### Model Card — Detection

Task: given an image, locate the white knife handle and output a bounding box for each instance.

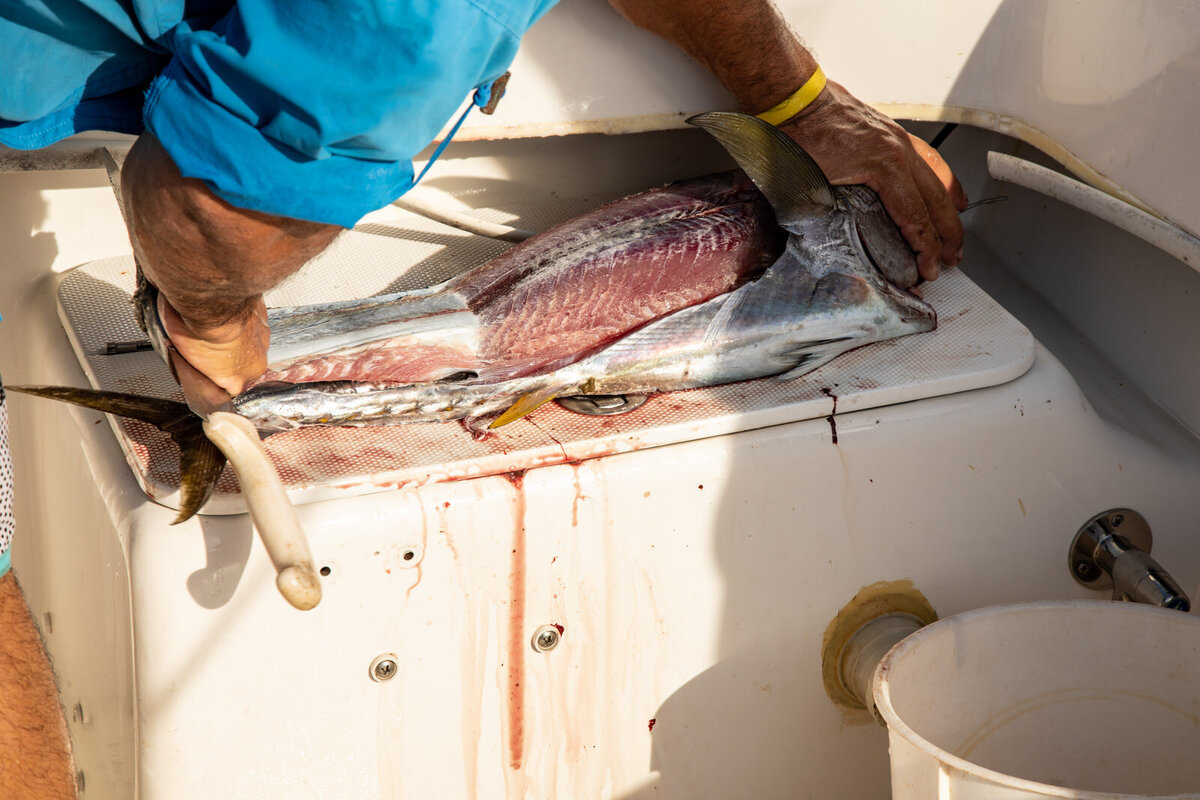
[202,412,322,610]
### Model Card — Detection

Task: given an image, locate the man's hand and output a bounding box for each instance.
[122,133,340,409]
[0,573,76,799]
[778,81,967,280]
[157,293,270,415]
[608,0,967,280]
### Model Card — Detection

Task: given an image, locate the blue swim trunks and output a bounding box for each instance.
[0,0,556,227]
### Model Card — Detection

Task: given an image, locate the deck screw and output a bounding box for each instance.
[370,654,399,682]
[532,625,561,653]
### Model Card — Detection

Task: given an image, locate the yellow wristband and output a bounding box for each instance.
[755,67,827,126]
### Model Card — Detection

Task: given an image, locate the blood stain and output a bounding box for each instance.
[821,387,839,444]
[506,471,528,771]
[648,718,656,732]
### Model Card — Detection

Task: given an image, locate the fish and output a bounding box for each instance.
[11,111,936,520]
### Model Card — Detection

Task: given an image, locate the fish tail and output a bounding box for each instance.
[8,385,226,523]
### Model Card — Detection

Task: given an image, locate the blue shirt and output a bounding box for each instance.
[0,0,557,226]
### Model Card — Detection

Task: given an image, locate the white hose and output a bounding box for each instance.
[202,412,322,611]
[987,151,1200,270]
[840,613,925,723]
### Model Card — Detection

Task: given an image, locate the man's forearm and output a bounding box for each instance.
[610,0,967,279]
[607,0,817,114]
[0,573,75,798]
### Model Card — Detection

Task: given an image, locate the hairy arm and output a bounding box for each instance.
[121,133,342,408]
[0,573,75,798]
[608,0,967,279]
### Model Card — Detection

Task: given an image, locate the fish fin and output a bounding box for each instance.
[7,385,190,426]
[686,111,836,227]
[9,385,227,522]
[773,337,853,381]
[171,425,228,524]
[488,384,568,429]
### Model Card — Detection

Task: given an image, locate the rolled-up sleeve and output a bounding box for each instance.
[145,0,554,227]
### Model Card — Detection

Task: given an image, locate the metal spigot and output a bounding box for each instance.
[1069,508,1190,611]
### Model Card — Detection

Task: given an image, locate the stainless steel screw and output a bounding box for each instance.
[531,625,561,652]
[370,654,399,682]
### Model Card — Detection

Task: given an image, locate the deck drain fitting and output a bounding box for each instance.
[556,394,647,417]
[370,654,399,682]
[821,580,938,718]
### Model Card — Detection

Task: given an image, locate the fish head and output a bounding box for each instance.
[786,212,936,341]
[688,111,935,338]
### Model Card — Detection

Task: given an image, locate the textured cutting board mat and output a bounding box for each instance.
[57,210,1034,515]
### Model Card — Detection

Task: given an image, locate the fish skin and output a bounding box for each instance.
[20,111,937,519]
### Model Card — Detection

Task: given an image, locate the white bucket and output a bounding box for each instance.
[873,601,1200,799]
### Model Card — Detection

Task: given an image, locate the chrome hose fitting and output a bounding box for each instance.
[1069,508,1190,611]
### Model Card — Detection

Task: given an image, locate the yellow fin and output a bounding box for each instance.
[489,386,565,429]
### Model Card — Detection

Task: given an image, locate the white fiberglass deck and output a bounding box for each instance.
[56,208,1033,516]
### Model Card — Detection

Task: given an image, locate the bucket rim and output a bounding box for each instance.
[872,599,1200,799]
